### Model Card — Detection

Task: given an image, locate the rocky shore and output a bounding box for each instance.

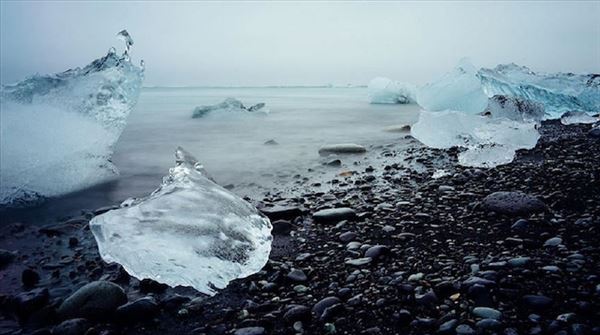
[1,120,599,335]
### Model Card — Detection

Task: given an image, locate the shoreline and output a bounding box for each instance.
[1,120,599,334]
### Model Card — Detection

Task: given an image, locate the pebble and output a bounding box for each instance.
[287,269,308,282]
[57,281,127,320]
[482,191,546,215]
[313,207,357,224]
[472,307,502,320]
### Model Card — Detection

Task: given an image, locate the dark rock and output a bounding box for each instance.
[313,208,356,224]
[522,295,553,311]
[52,318,90,335]
[139,278,169,293]
[264,139,278,145]
[233,327,265,335]
[511,219,529,231]
[588,126,600,138]
[283,305,311,323]
[312,296,341,319]
[339,231,358,242]
[364,245,389,260]
[261,206,303,221]
[22,269,40,287]
[12,288,50,319]
[287,269,307,282]
[0,249,16,269]
[318,143,366,155]
[57,281,127,320]
[395,309,412,326]
[482,191,546,215]
[476,318,503,331]
[115,297,159,324]
[438,319,458,334]
[271,220,294,235]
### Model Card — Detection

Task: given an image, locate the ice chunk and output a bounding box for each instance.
[485,95,545,122]
[117,29,134,54]
[89,147,273,295]
[0,31,144,207]
[560,111,599,125]
[411,110,540,168]
[368,77,416,104]
[416,59,489,114]
[192,98,268,118]
[478,63,600,118]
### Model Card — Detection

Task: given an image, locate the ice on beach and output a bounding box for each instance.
[368,77,416,104]
[416,59,489,114]
[89,147,273,295]
[192,98,268,118]
[411,110,540,168]
[478,63,600,118]
[485,95,545,122]
[560,111,599,125]
[0,30,144,207]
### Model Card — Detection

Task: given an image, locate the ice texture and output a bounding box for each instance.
[0,31,144,207]
[416,59,489,114]
[192,98,268,118]
[560,111,599,125]
[89,147,273,295]
[411,110,540,168]
[485,95,545,122]
[478,63,600,118]
[368,77,416,104]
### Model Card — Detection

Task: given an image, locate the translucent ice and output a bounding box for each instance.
[416,59,489,114]
[368,77,416,104]
[560,111,599,125]
[90,147,273,295]
[0,31,144,207]
[411,110,540,168]
[117,29,134,54]
[485,95,545,122]
[192,98,268,118]
[478,63,600,118]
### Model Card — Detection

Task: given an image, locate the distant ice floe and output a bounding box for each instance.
[368,77,416,104]
[192,98,268,118]
[0,30,144,207]
[90,147,272,296]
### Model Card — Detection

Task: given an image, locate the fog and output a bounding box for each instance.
[1,1,599,87]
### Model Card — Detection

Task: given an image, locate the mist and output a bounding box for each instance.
[1,1,599,87]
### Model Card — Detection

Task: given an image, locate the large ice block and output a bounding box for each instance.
[478,63,600,118]
[89,147,273,296]
[485,95,545,122]
[411,110,540,168]
[416,59,489,114]
[0,30,144,207]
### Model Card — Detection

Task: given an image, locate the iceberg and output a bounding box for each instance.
[192,98,268,118]
[0,30,144,207]
[411,110,540,168]
[89,147,273,296]
[560,111,599,125]
[478,63,600,118]
[368,77,416,104]
[485,95,545,122]
[416,59,489,114]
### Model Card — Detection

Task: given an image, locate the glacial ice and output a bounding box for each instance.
[0,30,144,207]
[192,98,268,118]
[478,63,600,118]
[560,111,599,125]
[368,77,416,104]
[89,147,273,295]
[411,110,540,168]
[485,95,545,122]
[416,59,489,114]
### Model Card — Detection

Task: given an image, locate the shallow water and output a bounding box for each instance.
[2,87,420,223]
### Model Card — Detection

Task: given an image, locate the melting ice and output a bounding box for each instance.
[0,31,144,207]
[368,77,416,104]
[90,147,273,295]
[192,98,268,118]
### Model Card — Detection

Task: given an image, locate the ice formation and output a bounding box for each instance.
[416,59,489,114]
[478,64,600,118]
[560,111,599,125]
[90,147,273,295]
[485,95,545,122]
[368,77,416,104]
[0,30,144,207]
[411,110,540,168]
[192,98,268,118]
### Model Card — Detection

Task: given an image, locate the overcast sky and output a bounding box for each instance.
[1,1,599,87]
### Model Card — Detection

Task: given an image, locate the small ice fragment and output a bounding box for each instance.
[432,169,450,179]
[192,98,268,118]
[560,111,598,125]
[368,77,416,104]
[90,147,273,296]
[117,29,134,53]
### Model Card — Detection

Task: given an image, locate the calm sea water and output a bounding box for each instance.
[4,87,421,223]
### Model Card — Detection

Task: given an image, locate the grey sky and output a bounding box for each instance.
[1,1,599,87]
